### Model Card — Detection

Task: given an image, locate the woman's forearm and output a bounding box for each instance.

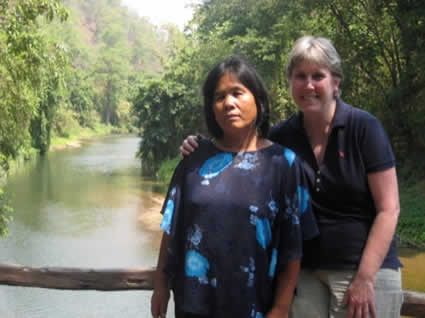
[357,167,400,281]
[356,210,399,281]
[155,233,171,288]
[270,260,300,315]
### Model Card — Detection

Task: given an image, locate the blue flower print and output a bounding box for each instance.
[297,185,310,213]
[241,257,256,287]
[210,278,217,288]
[235,153,259,170]
[249,205,259,225]
[284,186,309,225]
[268,200,278,214]
[256,218,272,249]
[188,225,202,247]
[249,205,259,213]
[285,194,300,225]
[284,148,296,167]
[198,276,209,285]
[268,248,278,278]
[185,250,210,278]
[268,199,279,222]
[160,199,174,234]
[170,187,176,197]
[251,306,264,318]
[250,214,258,225]
[199,153,233,185]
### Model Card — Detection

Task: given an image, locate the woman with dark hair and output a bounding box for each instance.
[180,37,403,318]
[151,56,318,318]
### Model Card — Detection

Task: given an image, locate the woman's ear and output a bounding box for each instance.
[333,77,341,97]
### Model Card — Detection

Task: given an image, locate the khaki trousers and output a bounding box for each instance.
[290,268,403,318]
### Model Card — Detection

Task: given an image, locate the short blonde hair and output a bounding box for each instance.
[286,36,343,82]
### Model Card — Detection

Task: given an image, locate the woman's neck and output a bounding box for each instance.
[302,100,337,139]
[215,129,269,153]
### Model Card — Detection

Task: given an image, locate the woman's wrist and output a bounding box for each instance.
[154,269,169,289]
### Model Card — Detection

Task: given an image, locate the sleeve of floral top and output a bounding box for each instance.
[277,148,319,270]
[158,158,186,280]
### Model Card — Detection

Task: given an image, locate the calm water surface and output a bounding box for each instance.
[0,136,173,317]
[0,136,423,317]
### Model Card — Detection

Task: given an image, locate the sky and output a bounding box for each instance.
[120,0,196,30]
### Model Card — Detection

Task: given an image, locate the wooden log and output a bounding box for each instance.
[0,263,155,291]
[1,263,425,316]
[402,290,425,317]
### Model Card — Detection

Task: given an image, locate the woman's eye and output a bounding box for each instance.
[215,94,224,102]
[294,73,305,80]
[313,73,325,80]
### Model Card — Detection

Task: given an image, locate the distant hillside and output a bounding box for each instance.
[62,0,166,74]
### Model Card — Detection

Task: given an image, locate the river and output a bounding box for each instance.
[0,136,173,317]
[0,135,423,317]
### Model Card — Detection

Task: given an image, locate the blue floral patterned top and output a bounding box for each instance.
[159,139,318,317]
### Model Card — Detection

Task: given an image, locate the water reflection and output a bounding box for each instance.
[400,247,425,293]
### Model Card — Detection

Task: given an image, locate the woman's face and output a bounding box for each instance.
[289,60,340,114]
[213,72,258,138]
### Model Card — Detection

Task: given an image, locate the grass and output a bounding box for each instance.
[157,156,181,183]
[50,123,118,149]
[398,179,425,248]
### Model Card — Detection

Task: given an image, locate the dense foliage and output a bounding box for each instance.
[1,0,424,242]
[131,0,425,245]
[0,0,171,235]
[132,0,425,175]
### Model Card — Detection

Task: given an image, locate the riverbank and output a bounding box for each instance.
[2,123,129,179]
[49,123,128,151]
[137,194,164,233]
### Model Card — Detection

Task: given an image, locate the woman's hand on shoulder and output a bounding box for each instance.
[179,135,200,157]
[344,275,377,318]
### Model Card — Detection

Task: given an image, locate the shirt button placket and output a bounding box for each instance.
[316,170,321,192]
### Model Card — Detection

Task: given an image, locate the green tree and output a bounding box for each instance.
[0,0,68,235]
[132,78,188,174]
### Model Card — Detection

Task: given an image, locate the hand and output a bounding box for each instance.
[151,286,170,318]
[179,135,200,157]
[266,306,289,318]
[343,275,376,318]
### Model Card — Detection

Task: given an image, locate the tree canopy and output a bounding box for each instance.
[132,0,425,176]
[0,0,173,234]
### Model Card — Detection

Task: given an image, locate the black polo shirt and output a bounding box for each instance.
[269,99,402,270]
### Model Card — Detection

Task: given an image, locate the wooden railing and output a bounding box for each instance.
[0,263,424,317]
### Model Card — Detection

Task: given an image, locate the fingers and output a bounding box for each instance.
[346,296,376,318]
[179,135,199,157]
[369,302,377,318]
[188,135,200,148]
[179,144,193,157]
[151,304,166,318]
[160,302,168,318]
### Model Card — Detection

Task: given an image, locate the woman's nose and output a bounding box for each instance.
[305,77,315,89]
[223,95,236,108]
